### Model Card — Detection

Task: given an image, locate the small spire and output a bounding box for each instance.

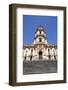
[37,25,44,30]
[35,26,46,34]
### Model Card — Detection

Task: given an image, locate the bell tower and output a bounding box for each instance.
[33,26,48,45]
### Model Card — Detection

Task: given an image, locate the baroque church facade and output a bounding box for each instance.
[23,26,57,61]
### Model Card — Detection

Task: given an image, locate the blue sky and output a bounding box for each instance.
[23,15,57,45]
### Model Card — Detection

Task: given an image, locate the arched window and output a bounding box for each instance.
[48,55,51,60]
[31,49,33,52]
[54,55,56,60]
[31,49,33,56]
[40,31,41,34]
[26,50,27,53]
[30,55,32,61]
[24,54,27,61]
[25,56,26,60]
[53,49,55,55]
[48,48,50,52]
[48,48,50,53]
[39,38,42,42]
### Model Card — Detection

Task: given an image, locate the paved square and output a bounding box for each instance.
[23,60,57,75]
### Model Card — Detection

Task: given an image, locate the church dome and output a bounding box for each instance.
[35,26,46,34]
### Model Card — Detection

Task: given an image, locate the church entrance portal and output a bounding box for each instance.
[39,51,42,59]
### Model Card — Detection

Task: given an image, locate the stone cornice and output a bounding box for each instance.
[35,29,46,34]
[23,44,57,49]
[34,34,47,39]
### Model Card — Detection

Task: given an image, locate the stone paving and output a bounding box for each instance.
[23,60,57,75]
